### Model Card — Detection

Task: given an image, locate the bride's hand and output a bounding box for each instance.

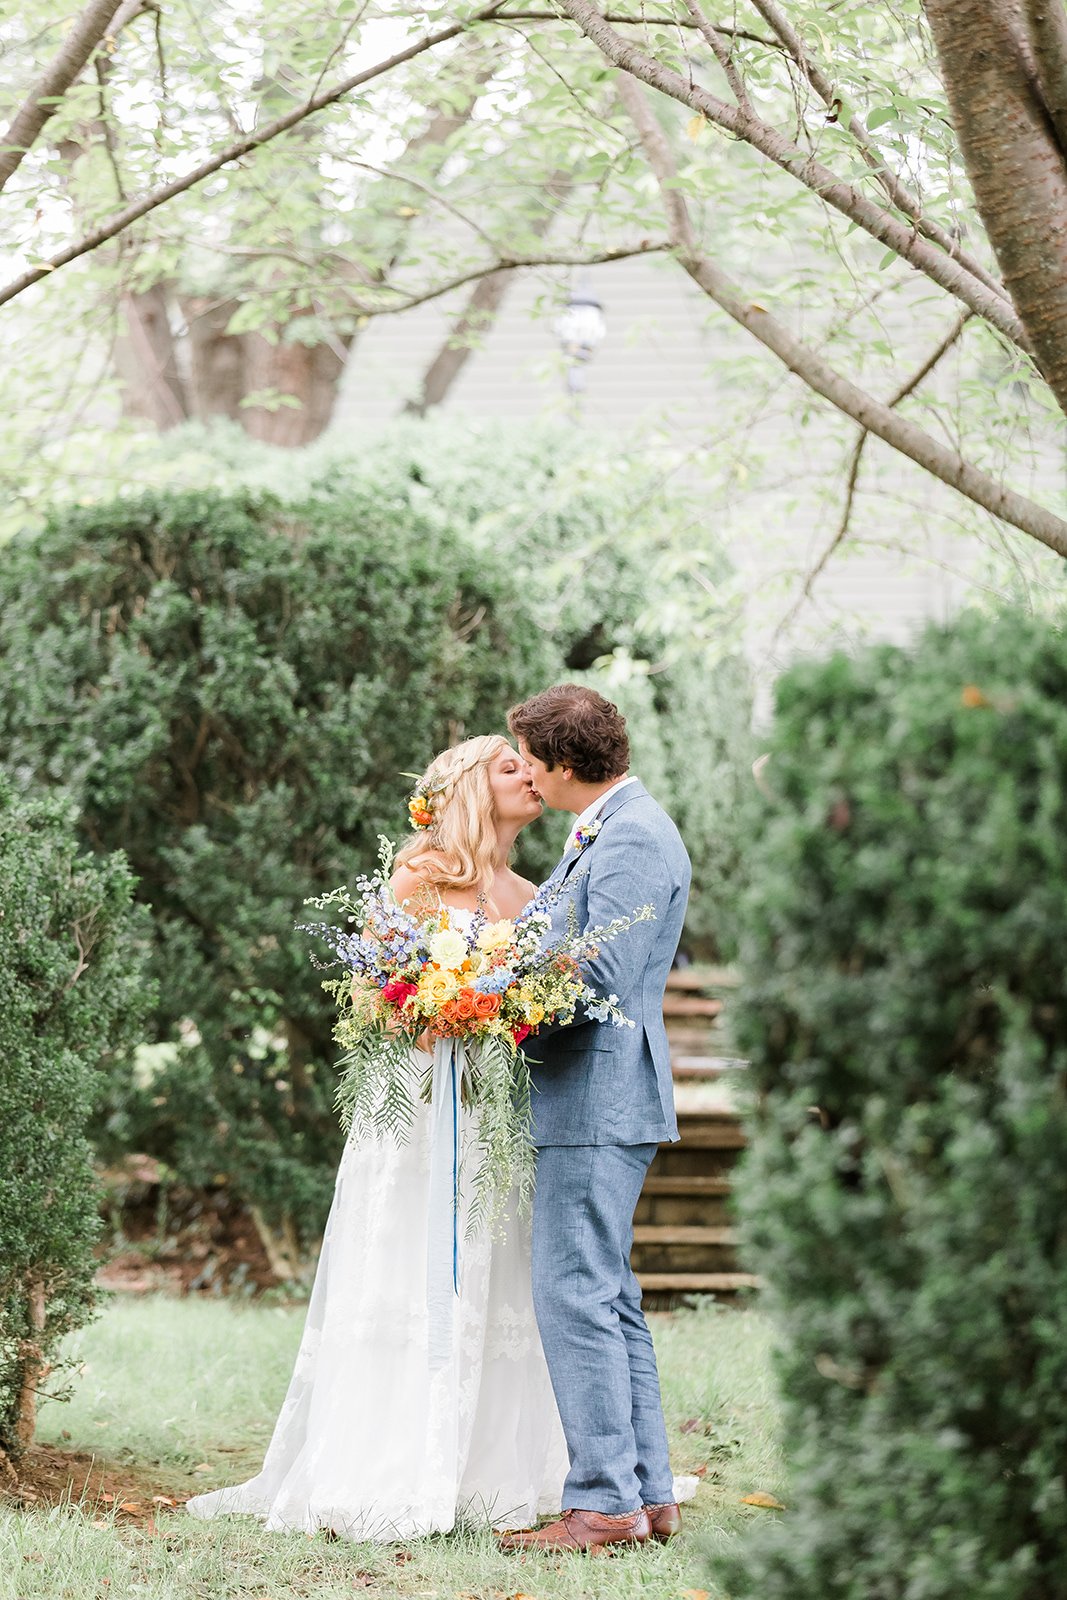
[415,1026,434,1054]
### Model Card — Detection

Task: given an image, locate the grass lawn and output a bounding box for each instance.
[2,1295,782,1600]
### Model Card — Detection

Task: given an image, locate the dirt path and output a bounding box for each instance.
[2,1444,191,1528]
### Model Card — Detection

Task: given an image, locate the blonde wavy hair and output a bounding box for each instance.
[395,734,515,893]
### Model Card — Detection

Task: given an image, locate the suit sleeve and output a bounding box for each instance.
[535,820,676,1040]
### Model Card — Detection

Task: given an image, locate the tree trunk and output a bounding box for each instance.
[240,325,352,446]
[178,296,351,444]
[182,296,246,422]
[404,172,572,416]
[923,0,1067,415]
[14,1278,48,1453]
[114,285,189,429]
[404,269,513,415]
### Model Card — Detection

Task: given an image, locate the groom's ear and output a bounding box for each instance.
[561,767,574,782]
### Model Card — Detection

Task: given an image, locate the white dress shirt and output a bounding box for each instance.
[566,775,640,851]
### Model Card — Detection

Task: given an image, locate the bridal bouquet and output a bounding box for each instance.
[303,839,654,1229]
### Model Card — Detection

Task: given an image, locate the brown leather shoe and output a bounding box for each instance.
[644,1501,682,1542]
[499,1506,651,1553]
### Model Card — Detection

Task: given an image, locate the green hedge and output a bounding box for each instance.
[0,781,148,1457]
[721,611,1067,1599]
[146,416,757,953]
[0,488,562,1241]
[304,421,755,953]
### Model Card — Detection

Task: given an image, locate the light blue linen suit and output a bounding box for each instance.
[526,779,691,1513]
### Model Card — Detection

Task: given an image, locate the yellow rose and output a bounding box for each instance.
[420,968,459,1007]
[523,1002,545,1026]
[476,919,514,954]
[428,929,468,970]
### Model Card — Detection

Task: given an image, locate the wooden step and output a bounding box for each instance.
[663,995,723,1018]
[638,1272,760,1292]
[633,1225,738,1246]
[672,1116,746,1150]
[642,1174,732,1197]
[666,966,740,990]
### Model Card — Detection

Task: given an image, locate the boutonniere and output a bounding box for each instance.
[572,820,603,853]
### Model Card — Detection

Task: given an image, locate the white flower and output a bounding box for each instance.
[428,928,469,970]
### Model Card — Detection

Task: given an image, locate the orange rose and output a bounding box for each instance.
[454,989,479,1022]
[473,991,501,1019]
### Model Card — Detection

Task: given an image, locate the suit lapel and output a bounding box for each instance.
[544,780,648,890]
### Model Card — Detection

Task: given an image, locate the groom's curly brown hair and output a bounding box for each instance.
[507,683,630,782]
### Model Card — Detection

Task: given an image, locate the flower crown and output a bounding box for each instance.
[404,772,448,830]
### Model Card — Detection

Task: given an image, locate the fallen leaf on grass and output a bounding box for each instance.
[692,1464,708,1478]
[680,1590,710,1600]
[740,1492,786,1510]
[679,1418,703,1434]
[118,1502,141,1514]
[191,1463,211,1474]
[393,1549,414,1564]
[152,1495,176,1507]
[351,1576,375,1590]
[99,1493,115,1505]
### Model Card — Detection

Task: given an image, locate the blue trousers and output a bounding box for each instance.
[531,1143,674,1513]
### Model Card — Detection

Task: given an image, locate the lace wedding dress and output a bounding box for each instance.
[186,1062,569,1539]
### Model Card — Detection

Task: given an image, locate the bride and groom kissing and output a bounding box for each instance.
[188,682,694,1553]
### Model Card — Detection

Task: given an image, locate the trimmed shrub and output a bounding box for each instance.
[720,611,1067,1600]
[0,780,148,1459]
[143,415,757,952]
[0,489,561,1242]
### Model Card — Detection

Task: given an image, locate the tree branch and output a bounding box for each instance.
[337,241,670,318]
[778,310,973,639]
[0,0,121,197]
[682,0,750,107]
[0,5,506,311]
[614,72,1067,557]
[748,0,1011,306]
[557,0,1029,351]
[404,172,573,414]
[498,9,776,43]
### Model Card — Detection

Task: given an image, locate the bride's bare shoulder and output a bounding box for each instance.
[390,860,442,910]
[505,870,539,914]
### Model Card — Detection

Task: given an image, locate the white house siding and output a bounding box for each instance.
[336,251,1063,701]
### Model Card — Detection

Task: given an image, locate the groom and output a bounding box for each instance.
[502,684,692,1554]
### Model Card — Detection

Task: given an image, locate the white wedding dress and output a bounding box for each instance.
[186,1056,569,1539]
[188,912,696,1541]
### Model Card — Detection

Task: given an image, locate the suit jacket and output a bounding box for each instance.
[526,780,691,1148]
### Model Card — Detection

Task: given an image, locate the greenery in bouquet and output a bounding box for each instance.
[303,840,653,1229]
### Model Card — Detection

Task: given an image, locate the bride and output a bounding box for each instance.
[187,735,570,1539]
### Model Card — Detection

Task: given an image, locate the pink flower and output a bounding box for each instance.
[511,1024,533,1046]
[382,978,418,1005]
